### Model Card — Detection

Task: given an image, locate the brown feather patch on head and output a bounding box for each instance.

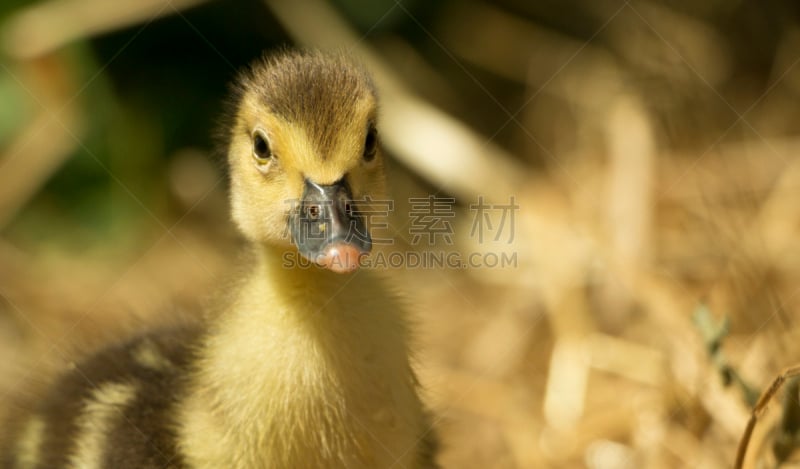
[240,50,376,160]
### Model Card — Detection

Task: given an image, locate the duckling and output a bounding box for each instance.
[1,50,437,469]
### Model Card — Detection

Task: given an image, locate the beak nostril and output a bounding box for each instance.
[307,204,321,220]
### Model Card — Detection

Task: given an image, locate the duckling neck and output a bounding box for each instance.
[178,243,424,468]
[253,243,361,313]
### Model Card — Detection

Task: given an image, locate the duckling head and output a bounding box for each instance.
[225,51,386,273]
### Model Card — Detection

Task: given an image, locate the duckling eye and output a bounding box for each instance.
[252,130,272,163]
[363,126,378,162]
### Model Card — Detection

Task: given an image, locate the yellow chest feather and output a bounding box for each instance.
[177,265,426,469]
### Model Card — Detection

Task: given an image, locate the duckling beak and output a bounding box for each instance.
[289,178,372,273]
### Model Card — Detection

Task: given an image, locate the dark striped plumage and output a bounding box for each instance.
[1,328,199,469]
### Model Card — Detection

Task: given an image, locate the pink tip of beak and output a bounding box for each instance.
[316,243,367,273]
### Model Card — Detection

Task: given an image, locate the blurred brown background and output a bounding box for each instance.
[2,0,800,468]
